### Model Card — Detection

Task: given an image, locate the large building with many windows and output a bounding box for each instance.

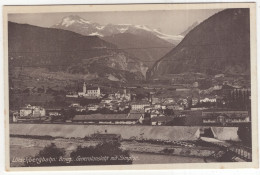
[78,82,101,98]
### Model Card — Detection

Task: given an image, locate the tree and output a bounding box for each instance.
[63,108,76,121]
[25,143,66,167]
[37,87,44,93]
[237,125,252,147]
[70,141,133,165]
[164,108,174,116]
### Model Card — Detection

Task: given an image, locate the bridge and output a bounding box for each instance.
[200,137,252,162]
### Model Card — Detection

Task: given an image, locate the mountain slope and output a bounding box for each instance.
[147,9,250,79]
[103,33,174,68]
[8,22,148,82]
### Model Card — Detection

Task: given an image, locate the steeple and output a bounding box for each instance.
[83,82,86,94]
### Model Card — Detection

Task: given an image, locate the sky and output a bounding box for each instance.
[8,9,223,35]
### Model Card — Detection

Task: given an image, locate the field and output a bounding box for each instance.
[10,124,240,141]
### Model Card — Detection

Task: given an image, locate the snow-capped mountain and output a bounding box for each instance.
[52,15,183,44]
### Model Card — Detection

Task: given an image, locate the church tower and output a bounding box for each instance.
[83,82,86,94]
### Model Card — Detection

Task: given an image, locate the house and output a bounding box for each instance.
[215,74,225,78]
[154,104,161,109]
[101,99,112,104]
[200,97,217,103]
[150,112,159,118]
[78,82,101,98]
[114,89,131,101]
[20,104,46,118]
[164,98,175,104]
[69,103,80,108]
[72,113,143,125]
[46,108,63,117]
[87,104,99,111]
[190,107,208,110]
[144,106,152,113]
[151,97,160,104]
[167,105,184,111]
[176,88,190,92]
[66,94,79,98]
[213,85,222,90]
[76,106,86,112]
[12,112,19,122]
[192,98,199,106]
[130,101,150,110]
[19,107,33,117]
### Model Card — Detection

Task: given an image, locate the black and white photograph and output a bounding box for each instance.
[3,3,258,170]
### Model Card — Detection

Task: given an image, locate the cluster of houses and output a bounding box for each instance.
[12,102,251,126]
[11,81,251,126]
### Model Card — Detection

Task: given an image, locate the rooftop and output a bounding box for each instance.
[130,109,145,114]
[86,87,100,90]
[73,113,141,121]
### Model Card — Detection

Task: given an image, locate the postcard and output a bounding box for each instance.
[3,3,258,171]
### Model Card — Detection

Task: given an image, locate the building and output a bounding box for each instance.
[46,108,63,117]
[151,97,160,105]
[87,104,99,111]
[69,103,81,108]
[192,98,199,106]
[78,82,101,98]
[167,105,184,111]
[151,116,173,126]
[144,106,152,113]
[101,99,112,104]
[130,102,150,110]
[176,88,191,92]
[150,112,159,118]
[66,94,79,98]
[154,104,161,109]
[72,113,143,125]
[200,97,217,103]
[12,112,19,122]
[75,106,86,112]
[129,109,145,114]
[19,104,46,118]
[114,89,131,101]
[202,111,250,126]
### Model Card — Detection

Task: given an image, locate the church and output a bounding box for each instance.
[78,82,101,98]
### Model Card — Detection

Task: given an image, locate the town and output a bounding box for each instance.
[11,77,251,127]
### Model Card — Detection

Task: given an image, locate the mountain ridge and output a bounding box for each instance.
[8,21,148,82]
[147,8,250,79]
